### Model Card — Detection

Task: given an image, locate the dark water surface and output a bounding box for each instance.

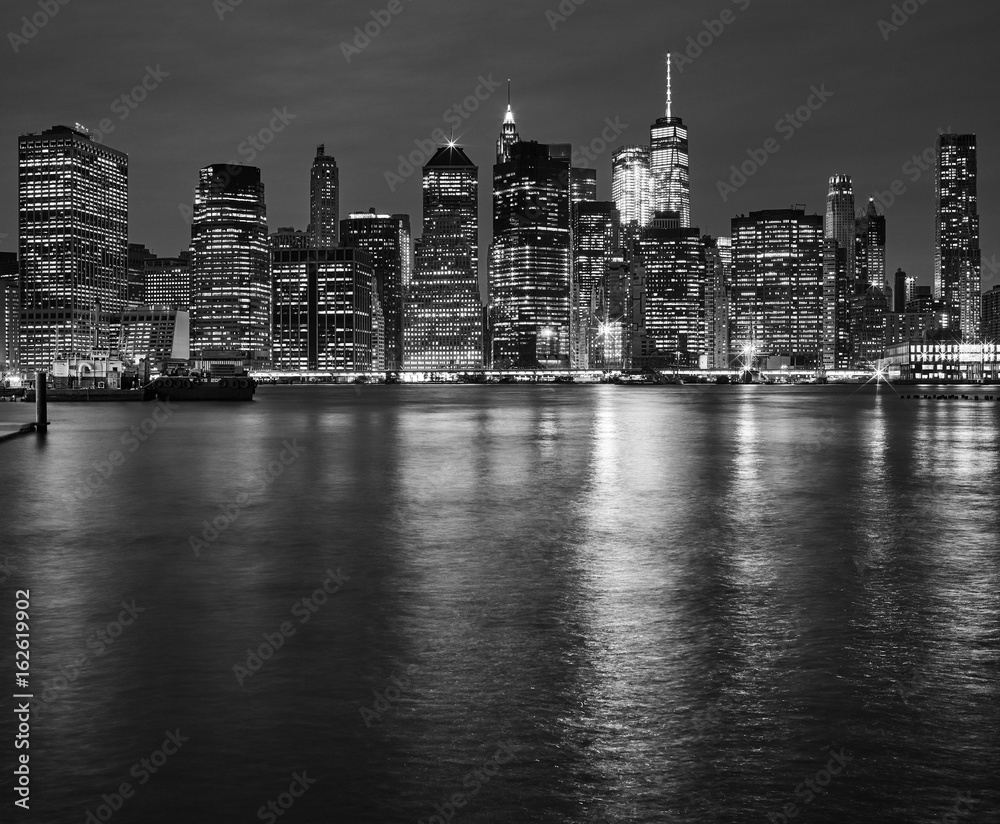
[1,384,998,822]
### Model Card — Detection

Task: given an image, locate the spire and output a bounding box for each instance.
[497,79,519,162]
[503,79,515,125]
[666,52,672,119]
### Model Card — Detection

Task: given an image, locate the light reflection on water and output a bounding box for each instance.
[0,384,998,823]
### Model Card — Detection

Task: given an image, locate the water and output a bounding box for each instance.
[1,384,998,822]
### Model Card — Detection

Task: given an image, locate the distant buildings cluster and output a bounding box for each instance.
[0,72,994,380]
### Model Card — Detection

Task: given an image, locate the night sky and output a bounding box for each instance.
[2,0,998,291]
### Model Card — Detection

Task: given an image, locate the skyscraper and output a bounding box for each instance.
[855,198,886,292]
[935,133,980,340]
[144,252,192,309]
[732,208,824,369]
[705,236,731,369]
[823,174,856,369]
[308,145,339,248]
[404,144,483,370]
[496,85,519,163]
[17,124,128,373]
[1,252,18,375]
[189,164,270,366]
[633,211,706,368]
[612,146,653,229]
[489,140,572,368]
[271,247,373,372]
[572,201,620,368]
[570,168,597,205]
[340,211,412,372]
[649,57,690,227]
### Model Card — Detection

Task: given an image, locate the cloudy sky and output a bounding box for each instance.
[2,0,998,290]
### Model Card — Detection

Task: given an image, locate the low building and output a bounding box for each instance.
[879,339,1000,382]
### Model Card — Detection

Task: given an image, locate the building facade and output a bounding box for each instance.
[572,201,620,369]
[404,145,483,370]
[935,133,980,340]
[189,164,270,366]
[612,146,653,230]
[18,124,128,373]
[823,174,855,369]
[308,145,339,248]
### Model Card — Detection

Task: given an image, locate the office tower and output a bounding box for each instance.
[0,253,17,374]
[143,252,192,309]
[189,164,270,366]
[271,247,373,371]
[612,146,653,230]
[340,211,411,372]
[404,144,483,370]
[128,243,155,305]
[982,285,1000,343]
[892,268,910,313]
[822,174,855,369]
[490,140,572,368]
[649,57,690,227]
[850,286,889,367]
[935,133,980,340]
[632,211,706,368]
[705,236,731,369]
[17,124,128,373]
[855,198,886,292]
[270,227,310,251]
[572,201,620,368]
[571,168,597,205]
[308,145,339,248]
[732,208,824,368]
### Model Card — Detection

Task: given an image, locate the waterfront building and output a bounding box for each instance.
[850,286,889,368]
[190,164,270,368]
[705,236,730,370]
[935,133,981,340]
[340,211,411,372]
[0,253,17,375]
[114,308,190,369]
[633,211,706,368]
[887,309,940,345]
[732,208,824,369]
[880,339,1000,382]
[17,124,128,374]
[572,201,620,368]
[855,198,886,292]
[271,247,373,371]
[823,174,855,369]
[403,144,483,370]
[308,145,339,248]
[983,285,1000,343]
[489,139,572,368]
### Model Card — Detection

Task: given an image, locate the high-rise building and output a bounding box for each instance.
[308,145,339,248]
[732,208,824,369]
[855,197,886,292]
[490,140,572,368]
[496,88,519,164]
[823,174,856,369]
[17,124,128,373]
[982,285,1000,343]
[572,201,620,369]
[340,211,411,372]
[612,146,653,229]
[649,57,690,227]
[144,252,192,309]
[271,247,373,371]
[705,236,731,369]
[404,144,483,370]
[632,211,706,368]
[935,133,980,340]
[892,268,912,314]
[127,243,155,305]
[571,168,597,205]
[189,164,270,366]
[850,286,889,368]
[1,252,18,375]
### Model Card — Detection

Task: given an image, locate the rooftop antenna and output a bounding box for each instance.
[666,52,672,119]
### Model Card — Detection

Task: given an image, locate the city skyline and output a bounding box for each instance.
[1,1,998,293]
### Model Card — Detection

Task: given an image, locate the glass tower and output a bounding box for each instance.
[649,58,690,227]
[309,145,339,248]
[612,146,653,229]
